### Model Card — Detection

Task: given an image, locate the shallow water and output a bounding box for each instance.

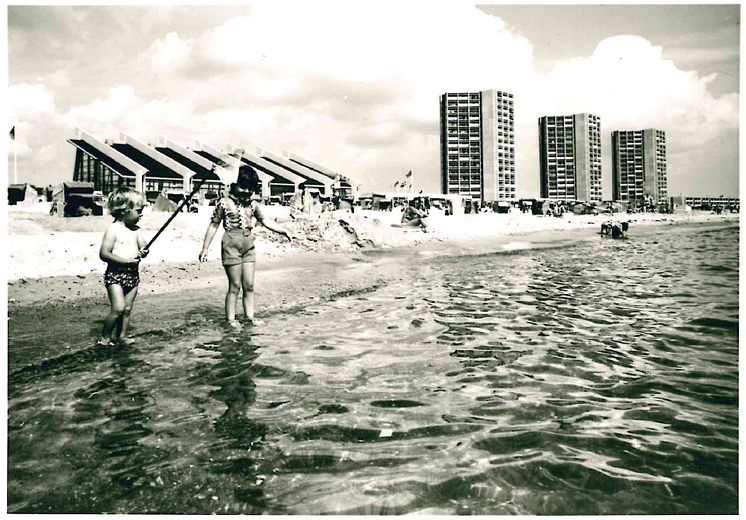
[8,223,739,514]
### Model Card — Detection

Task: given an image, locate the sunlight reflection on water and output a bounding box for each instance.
[7,224,739,514]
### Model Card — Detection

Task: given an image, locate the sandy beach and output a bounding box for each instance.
[6,202,738,371]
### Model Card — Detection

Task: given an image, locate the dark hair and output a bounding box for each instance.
[231,165,261,195]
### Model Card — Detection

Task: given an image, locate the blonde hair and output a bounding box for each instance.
[107,186,145,220]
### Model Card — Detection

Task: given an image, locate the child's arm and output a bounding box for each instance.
[254,203,296,241]
[200,200,224,261]
[99,226,139,266]
[199,221,221,261]
[136,229,149,259]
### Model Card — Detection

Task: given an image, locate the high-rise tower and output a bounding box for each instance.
[439,89,515,202]
[611,129,667,203]
[538,113,602,202]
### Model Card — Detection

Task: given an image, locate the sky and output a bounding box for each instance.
[5,3,741,198]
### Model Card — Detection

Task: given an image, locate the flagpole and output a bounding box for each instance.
[411,168,414,194]
[13,124,17,184]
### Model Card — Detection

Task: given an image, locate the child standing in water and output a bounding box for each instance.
[200,165,295,328]
[98,186,149,346]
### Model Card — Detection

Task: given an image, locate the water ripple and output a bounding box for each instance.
[7,223,738,514]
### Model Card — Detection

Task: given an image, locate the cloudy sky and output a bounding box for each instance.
[6,3,740,198]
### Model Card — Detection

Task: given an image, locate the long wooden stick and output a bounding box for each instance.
[144,168,212,250]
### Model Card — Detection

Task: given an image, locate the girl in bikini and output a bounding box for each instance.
[200,165,295,328]
[98,186,149,346]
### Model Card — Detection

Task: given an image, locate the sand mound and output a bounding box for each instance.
[8,218,48,235]
[7,205,738,281]
[254,213,418,253]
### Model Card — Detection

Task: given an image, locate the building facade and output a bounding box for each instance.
[684,196,739,211]
[538,113,602,202]
[67,127,358,203]
[611,129,667,203]
[439,89,515,202]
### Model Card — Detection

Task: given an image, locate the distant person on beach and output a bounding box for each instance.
[393,197,429,232]
[289,182,309,218]
[199,165,296,329]
[308,188,323,214]
[98,186,149,346]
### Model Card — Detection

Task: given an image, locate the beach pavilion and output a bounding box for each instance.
[67,127,361,204]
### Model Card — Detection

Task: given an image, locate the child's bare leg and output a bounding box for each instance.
[101,285,126,343]
[224,264,243,323]
[241,262,257,322]
[118,286,139,342]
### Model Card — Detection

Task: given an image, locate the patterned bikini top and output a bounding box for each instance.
[211,195,262,231]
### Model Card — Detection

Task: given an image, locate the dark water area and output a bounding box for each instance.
[7,223,739,514]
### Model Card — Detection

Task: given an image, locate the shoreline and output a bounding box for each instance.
[7,209,738,372]
[10,213,737,308]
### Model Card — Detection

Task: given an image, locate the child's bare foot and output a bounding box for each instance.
[118,337,136,346]
[227,320,243,330]
[245,318,263,326]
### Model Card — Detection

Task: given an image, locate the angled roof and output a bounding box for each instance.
[111,143,182,180]
[193,149,304,186]
[156,147,220,182]
[57,181,94,189]
[287,159,352,188]
[240,156,295,185]
[259,155,325,187]
[193,149,224,167]
[283,150,362,188]
[68,139,138,178]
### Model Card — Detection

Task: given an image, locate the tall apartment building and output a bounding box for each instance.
[538,114,602,202]
[611,129,667,203]
[439,89,515,202]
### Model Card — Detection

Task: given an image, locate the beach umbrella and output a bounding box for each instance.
[145,149,244,250]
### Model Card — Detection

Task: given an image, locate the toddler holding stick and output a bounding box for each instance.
[98,186,149,346]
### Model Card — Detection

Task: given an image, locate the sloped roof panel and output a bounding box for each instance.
[156,147,220,182]
[260,157,324,187]
[68,139,137,178]
[241,157,294,185]
[111,143,182,180]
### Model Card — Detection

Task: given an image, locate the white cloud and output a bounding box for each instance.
[140,31,193,75]
[9,83,56,120]
[8,84,62,160]
[9,6,738,196]
[63,85,138,134]
[35,69,70,88]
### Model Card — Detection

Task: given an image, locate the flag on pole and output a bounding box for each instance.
[9,126,15,140]
[393,181,399,188]
[405,170,412,178]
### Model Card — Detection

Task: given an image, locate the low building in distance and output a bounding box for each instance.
[439,89,516,203]
[66,127,359,203]
[685,195,739,212]
[611,129,668,204]
[538,113,602,202]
